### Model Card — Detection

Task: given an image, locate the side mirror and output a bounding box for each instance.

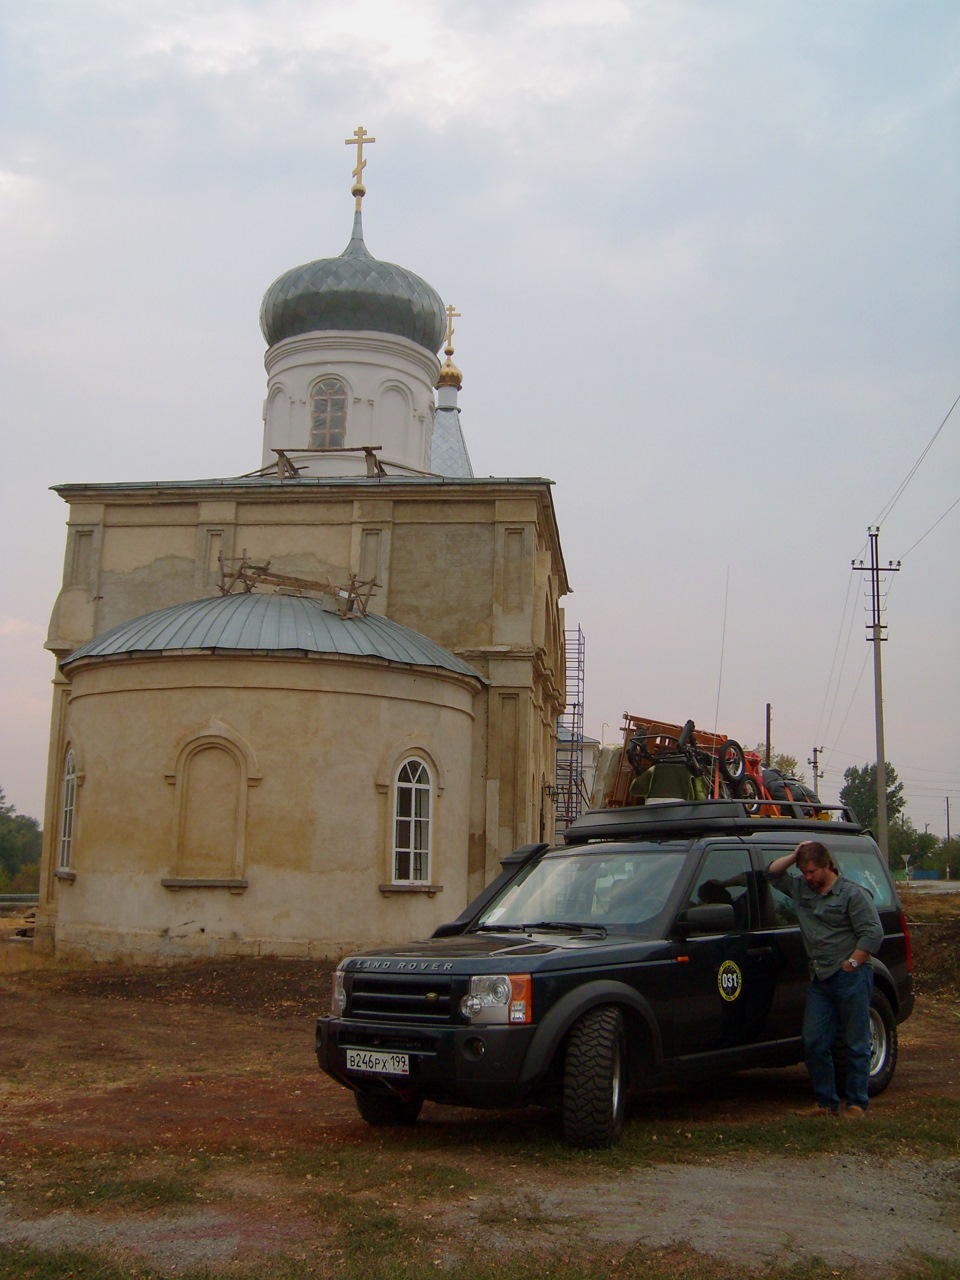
[676,903,737,935]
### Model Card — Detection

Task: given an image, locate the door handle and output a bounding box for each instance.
[746,946,773,956]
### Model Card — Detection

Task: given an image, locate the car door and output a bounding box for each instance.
[667,842,779,1057]
[750,845,809,1041]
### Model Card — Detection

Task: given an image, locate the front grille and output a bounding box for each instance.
[343,1027,439,1055]
[347,973,457,1025]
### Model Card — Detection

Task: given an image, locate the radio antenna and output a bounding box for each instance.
[713,568,730,737]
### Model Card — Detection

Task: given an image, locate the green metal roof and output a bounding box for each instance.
[260,211,447,352]
[63,592,483,682]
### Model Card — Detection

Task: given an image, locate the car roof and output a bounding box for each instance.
[562,800,863,847]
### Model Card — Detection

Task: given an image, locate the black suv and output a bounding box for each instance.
[316,801,914,1147]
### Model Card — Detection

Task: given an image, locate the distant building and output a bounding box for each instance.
[36,133,569,961]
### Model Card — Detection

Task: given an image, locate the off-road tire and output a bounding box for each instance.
[562,1005,626,1148]
[718,740,747,784]
[354,1089,424,1126]
[833,988,898,1098]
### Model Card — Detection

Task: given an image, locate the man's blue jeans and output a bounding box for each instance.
[803,965,874,1111]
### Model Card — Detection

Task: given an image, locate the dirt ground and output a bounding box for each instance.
[1,916,959,1275]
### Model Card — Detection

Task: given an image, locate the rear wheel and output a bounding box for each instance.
[562,1005,626,1148]
[718,740,746,783]
[354,1088,423,1126]
[833,988,898,1097]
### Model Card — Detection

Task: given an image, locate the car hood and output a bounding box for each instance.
[339,929,665,970]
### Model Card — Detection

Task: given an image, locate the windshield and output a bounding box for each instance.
[476,848,687,934]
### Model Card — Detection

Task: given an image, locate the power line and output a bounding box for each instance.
[819,583,864,752]
[901,494,960,559]
[872,390,960,527]
[815,572,856,747]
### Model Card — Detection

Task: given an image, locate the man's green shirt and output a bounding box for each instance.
[767,869,883,980]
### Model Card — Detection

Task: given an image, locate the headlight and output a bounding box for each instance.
[331,967,346,1015]
[459,974,531,1025]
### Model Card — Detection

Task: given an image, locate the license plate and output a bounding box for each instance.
[345,1048,410,1076]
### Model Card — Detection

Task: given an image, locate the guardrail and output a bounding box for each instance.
[0,894,39,917]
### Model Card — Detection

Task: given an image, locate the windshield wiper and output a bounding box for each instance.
[521,921,608,936]
[474,923,529,932]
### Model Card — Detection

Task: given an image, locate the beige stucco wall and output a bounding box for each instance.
[48,652,478,961]
[37,476,569,960]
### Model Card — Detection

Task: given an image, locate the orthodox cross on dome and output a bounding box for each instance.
[437,303,463,390]
[443,303,461,356]
[345,125,376,210]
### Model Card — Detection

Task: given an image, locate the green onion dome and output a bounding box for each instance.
[260,212,447,353]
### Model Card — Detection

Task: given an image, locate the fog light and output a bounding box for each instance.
[463,1036,486,1061]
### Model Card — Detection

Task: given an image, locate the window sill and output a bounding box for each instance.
[378,883,443,897]
[54,869,76,883]
[161,878,248,893]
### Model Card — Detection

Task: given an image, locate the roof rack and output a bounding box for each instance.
[562,799,862,846]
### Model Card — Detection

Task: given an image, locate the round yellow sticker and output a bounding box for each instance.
[718,959,743,1002]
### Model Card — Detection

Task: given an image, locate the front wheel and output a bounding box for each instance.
[354,1088,423,1126]
[562,1005,626,1148]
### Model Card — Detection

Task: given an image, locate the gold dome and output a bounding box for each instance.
[436,355,463,390]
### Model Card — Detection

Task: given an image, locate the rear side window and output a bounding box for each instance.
[758,843,896,924]
[833,850,896,909]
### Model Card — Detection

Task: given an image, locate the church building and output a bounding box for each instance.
[34,130,570,961]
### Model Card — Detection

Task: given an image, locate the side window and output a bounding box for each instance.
[394,758,431,883]
[834,850,895,909]
[686,847,752,929]
[759,849,799,928]
[59,748,77,871]
[309,376,347,448]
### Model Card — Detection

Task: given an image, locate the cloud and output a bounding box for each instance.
[0,617,43,640]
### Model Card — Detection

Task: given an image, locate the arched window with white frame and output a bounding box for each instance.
[59,748,77,871]
[309,376,348,448]
[393,757,431,883]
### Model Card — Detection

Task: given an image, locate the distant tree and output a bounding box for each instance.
[0,787,42,893]
[931,837,960,882]
[839,762,905,832]
[887,818,940,873]
[751,744,803,781]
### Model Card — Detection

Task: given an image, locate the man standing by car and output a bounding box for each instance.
[766,840,884,1118]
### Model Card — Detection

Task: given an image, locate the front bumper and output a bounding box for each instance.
[316,1015,541,1107]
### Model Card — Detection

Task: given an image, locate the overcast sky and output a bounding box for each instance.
[2,1,958,836]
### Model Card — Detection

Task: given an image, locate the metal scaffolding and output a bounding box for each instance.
[555,625,586,827]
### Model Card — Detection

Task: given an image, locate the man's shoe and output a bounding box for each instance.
[794,1104,838,1118]
[842,1104,867,1119]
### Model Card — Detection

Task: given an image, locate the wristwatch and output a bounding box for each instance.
[848,958,860,969]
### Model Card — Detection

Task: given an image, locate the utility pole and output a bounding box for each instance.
[808,746,824,794]
[852,528,900,861]
[764,703,772,767]
[948,796,952,843]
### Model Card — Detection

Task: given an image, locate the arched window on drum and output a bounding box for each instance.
[309,377,348,448]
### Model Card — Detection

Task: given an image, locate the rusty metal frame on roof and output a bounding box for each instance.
[218,553,378,618]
